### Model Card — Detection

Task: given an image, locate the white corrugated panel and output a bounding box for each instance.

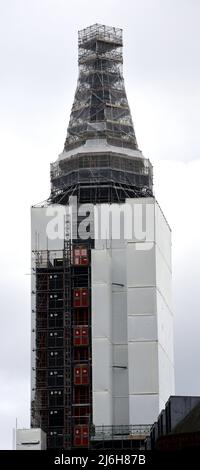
[92,247,113,425]
[127,287,156,316]
[128,315,157,342]
[92,249,111,284]
[113,397,129,426]
[111,248,127,285]
[113,344,128,368]
[129,395,159,425]
[128,342,159,394]
[92,339,112,392]
[125,197,155,243]
[92,284,111,338]
[93,392,113,426]
[31,206,65,251]
[113,368,129,397]
[158,344,175,404]
[157,290,174,360]
[127,243,156,287]
[155,201,171,269]
[112,291,127,344]
[155,246,172,310]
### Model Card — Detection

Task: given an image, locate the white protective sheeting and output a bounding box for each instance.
[92,339,112,391]
[127,287,156,316]
[93,391,113,426]
[113,397,129,426]
[157,290,174,360]
[158,344,175,404]
[31,205,65,251]
[92,285,111,338]
[92,198,174,427]
[155,202,172,269]
[128,342,159,394]
[113,368,129,397]
[92,249,113,426]
[112,291,127,344]
[155,247,172,311]
[128,315,157,342]
[126,243,156,287]
[129,395,159,425]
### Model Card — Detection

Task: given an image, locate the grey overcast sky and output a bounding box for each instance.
[0,0,200,449]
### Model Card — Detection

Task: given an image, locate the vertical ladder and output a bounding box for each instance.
[64,214,72,448]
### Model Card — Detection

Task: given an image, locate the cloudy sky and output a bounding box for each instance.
[0,0,200,449]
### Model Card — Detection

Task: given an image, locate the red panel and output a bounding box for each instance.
[73,246,89,266]
[81,289,88,307]
[74,365,89,385]
[73,289,81,307]
[74,425,81,446]
[74,366,81,385]
[73,326,89,346]
[82,425,89,446]
[74,327,81,346]
[82,327,89,345]
[73,289,89,308]
[74,425,89,447]
[80,256,88,266]
[82,366,89,385]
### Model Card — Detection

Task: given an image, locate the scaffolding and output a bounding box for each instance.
[78,24,122,48]
[63,216,72,448]
[64,24,137,152]
[90,425,151,450]
[50,151,153,204]
[31,244,151,450]
[49,24,153,205]
[31,24,155,450]
[31,238,93,449]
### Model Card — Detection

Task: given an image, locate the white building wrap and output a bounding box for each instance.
[31,196,174,429]
[91,197,174,426]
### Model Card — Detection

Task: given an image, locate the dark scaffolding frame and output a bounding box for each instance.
[49,24,153,206]
[50,152,153,205]
[65,24,137,152]
[31,237,93,449]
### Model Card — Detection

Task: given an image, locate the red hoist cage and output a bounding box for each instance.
[74,425,89,447]
[73,288,89,308]
[71,245,91,447]
[73,246,88,266]
[73,326,89,346]
[74,365,89,385]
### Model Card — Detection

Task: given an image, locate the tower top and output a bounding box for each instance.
[64,23,138,153]
[78,24,123,49]
[49,25,153,205]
